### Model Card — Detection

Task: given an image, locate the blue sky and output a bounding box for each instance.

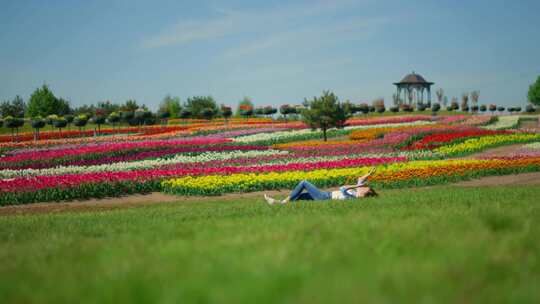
[1,0,539,110]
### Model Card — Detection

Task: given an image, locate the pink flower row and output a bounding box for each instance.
[1,138,232,163]
[203,127,291,139]
[347,115,433,126]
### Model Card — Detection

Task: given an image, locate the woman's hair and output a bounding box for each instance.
[364,187,378,197]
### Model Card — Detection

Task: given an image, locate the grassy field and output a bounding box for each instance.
[1,186,539,303]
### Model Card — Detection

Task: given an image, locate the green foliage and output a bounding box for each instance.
[160,95,181,118]
[52,117,68,129]
[56,97,73,115]
[263,106,277,116]
[97,100,120,116]
[0,95,26,118]
[46,114,59,125]
[73,114,89,129]
[431,103,441,114]
[120,99,141,112]
[185,96,218,119]
[221,105,232,119]
[120,111,134,122]
[26,85,70,117]
[179,109,192,119]
[527,75,540,106]
[31,116,46,129]
[1,186,540,303]
[74,104,96,116]
[301,91,351,141]
[3,116,25,129]
[201,108,215,120]
[107,112,121,125]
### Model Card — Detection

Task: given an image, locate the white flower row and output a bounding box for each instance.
[248,151,439,166]
[481,116,520,130]
[0,150,289,178]
[233,121,434,143]
[522,142,540,149]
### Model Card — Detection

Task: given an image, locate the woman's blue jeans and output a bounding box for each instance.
[289,180,331,201]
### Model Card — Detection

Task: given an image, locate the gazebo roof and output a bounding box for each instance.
[394,72,434,85]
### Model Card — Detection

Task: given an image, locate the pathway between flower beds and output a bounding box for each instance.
[2,172,540,216]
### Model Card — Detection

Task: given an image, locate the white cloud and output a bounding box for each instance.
[221,17,386,58]
[140,0,377,50]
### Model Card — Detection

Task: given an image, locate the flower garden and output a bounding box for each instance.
[1,114,539,205]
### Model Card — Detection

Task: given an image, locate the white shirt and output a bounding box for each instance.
[331,187,356,200]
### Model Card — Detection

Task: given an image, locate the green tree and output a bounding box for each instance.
[120,99,140,112]
[97,100,120,116]
[56,98,73,115]
[279,104,295,121]
[528,76,540,106]
[185,96,218,119]
[301,91,351,142]
[74,104,96,116]
[134,108,151,130]
[26,85,68,117]
[160,95,181,118]
[0,95,26,118]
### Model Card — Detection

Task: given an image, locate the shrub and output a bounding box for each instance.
[431,103,441,114]
[52,117,68,131]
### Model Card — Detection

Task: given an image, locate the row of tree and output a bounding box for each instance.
[301,91,539,142]
[5,77,540,121]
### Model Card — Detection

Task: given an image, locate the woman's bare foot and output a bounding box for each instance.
[264,194,277,205]
[280,196,291,204]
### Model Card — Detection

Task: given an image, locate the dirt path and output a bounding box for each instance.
[453,172,540,187]
[0,190,289,216]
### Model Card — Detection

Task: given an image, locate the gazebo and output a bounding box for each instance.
[394,72,434,107]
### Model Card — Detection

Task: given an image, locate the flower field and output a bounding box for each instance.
[1,114,539,205]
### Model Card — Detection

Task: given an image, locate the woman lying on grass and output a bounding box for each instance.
[264,169,377,205]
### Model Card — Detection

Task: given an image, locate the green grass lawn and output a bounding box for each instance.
[1,186,540,303]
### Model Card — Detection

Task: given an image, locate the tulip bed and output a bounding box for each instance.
[162,157,540,195]
[1,114,539,205]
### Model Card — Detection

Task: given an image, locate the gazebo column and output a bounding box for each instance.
[427,86,432,106]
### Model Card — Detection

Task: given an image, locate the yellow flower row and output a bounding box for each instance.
[434,133,540,155]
